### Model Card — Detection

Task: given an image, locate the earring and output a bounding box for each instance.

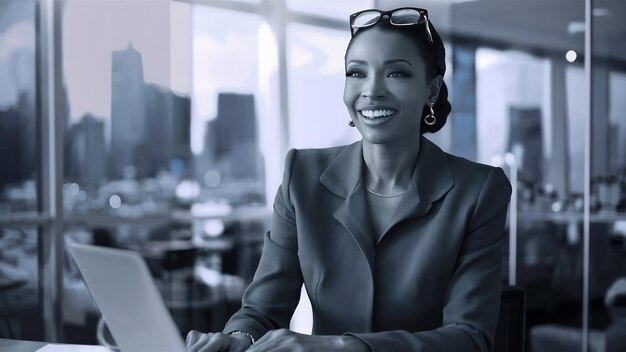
[348,120,355,127]
[424,103,436,126]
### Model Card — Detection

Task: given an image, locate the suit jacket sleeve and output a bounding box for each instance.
[222,149,303,341]
[345,167,512,352]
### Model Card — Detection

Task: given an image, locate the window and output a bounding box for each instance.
[62,0,181,216]
[191,6,275,205]
[287,23,360,149]
[0,0,37,214]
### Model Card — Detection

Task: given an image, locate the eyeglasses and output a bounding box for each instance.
[349,7,433,47]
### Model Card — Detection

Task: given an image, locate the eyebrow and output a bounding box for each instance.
[347,59,413,67]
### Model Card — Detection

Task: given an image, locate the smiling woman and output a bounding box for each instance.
[187,7,511,352]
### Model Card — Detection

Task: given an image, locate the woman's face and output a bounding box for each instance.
[344,27,436,144]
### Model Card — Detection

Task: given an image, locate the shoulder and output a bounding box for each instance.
[278,143,355,211]
[444,152,494,181]
[283,143,353,176]
[443,152,511,195]
[439,151,512,227]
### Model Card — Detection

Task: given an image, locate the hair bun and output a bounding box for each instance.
[421,20,451,134]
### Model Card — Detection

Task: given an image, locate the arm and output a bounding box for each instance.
[222,149,304,341]
[345,167,513,352]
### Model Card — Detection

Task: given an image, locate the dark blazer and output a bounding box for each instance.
[224,136,512,352]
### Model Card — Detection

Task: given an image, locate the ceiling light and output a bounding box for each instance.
[566,50,577,62]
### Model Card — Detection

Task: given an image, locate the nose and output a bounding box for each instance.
[361,74,387,98]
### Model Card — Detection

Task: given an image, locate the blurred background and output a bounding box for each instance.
[0,0,624,351]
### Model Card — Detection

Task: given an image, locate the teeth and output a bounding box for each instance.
[360,109,396,118]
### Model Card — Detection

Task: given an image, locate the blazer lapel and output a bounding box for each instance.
[319,137,456,263]
[333,185,375,270]
[319,141,376,271]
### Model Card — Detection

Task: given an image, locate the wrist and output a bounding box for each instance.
[228,330,255,346]
[335,336,370,352]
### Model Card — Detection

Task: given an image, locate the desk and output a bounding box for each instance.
[0,338,107,352]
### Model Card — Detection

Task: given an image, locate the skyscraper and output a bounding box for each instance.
[16,89,36,182]
[108,43,191,180]
[144,83,191,177]
[0,107,21,187]
[109,43,147,179]
[204,93,263,180]
[170,90,192,176]
[0,90,37,188]
[67,113,107,188]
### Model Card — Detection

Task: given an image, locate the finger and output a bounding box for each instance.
[252,330,275,346]
[193,332,230,352]
[189,332,216,352]
[247,331,282,352]
[255,328,290,344]
[186,330,204,346]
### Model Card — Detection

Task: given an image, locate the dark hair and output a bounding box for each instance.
[345,16,451,134]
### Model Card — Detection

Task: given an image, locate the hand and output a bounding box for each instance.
[186,330,252,352]
[247,329,368,352]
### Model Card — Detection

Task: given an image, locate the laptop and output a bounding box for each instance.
[70,243,188,352]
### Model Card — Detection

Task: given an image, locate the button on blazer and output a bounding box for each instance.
[224,136,512,352]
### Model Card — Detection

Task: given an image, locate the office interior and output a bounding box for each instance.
[0,0,624,351]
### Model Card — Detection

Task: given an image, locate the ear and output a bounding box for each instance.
[428,75,443,104]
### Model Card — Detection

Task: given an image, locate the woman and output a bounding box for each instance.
[187,7,512,352]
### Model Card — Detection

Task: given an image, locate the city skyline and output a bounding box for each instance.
[62,0,188,122]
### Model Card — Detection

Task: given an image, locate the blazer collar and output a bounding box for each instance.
[319,135,455,205]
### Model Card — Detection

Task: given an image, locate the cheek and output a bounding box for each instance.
[397,82,427,111]
[343,81,358,108]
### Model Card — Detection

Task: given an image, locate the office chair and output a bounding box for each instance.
[494,285,526,352]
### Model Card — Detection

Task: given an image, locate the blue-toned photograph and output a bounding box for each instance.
[0,1,625,351]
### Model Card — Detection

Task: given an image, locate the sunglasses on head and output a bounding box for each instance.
[349,7,433,47]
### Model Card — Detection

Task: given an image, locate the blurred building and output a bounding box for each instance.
[0,106,22,187]
[202,93,264,181]
[0,91,36,188]
[507,106,544,185]
[144,83,192,178]
[66,113,107,189]
[109,43,148,179]
[109,43,191,180]
[0,42,37,188]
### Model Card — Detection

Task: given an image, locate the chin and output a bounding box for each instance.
[360,127,421,146]
[359,130,396,145]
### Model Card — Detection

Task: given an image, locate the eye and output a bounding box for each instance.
[387,70,411,78]
[345,70,365,78]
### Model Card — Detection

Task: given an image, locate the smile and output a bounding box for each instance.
[359,109,397,119]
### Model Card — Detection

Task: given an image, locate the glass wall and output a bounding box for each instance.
[589,1,626,352]
[60,0,182,343]
[0,0,372,343]
[62,0,179,213]
[379,0,624,351]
